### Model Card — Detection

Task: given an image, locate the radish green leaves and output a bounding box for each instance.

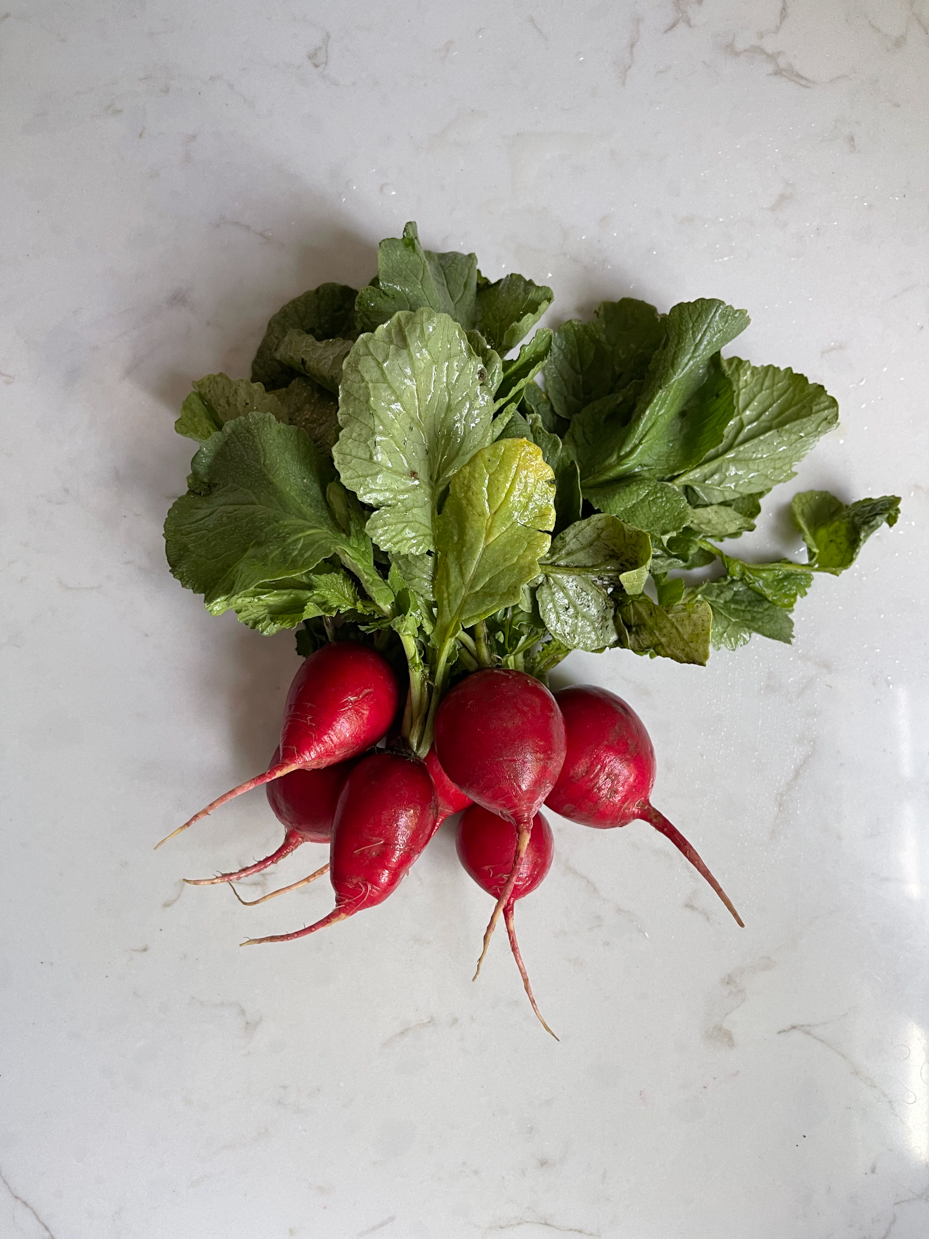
[165,221,899,726]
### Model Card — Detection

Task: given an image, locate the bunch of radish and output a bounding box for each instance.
[160,222,897,1035]
[158,640,742,1037]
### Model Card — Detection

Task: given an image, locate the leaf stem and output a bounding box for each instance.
[474,620,494,668]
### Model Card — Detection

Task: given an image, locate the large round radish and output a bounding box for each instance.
[546,685,743,927]
[457,804,557,1038]
[425,746,472,825]
[157,641,398,848]
[243,748,437,945]
[434,668,566,973]
[183,747,356,898]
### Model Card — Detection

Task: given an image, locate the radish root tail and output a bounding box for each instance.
[231,862,330,906]
[504,903,558,1040]
[240,905,350,946]
[155,759,305,849]
[640,803,745,928]
[473,819,531,981]
[183,829,304,887]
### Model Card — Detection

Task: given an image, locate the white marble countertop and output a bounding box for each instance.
[3,2,927,1236]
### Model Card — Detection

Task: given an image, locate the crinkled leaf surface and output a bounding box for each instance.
[334,308,493,555]
[674,359,838,502]
[165,413,349,617]
[252,283,358,389]
[616,595,712,665]
[536,514,650,652]
[700,578,795,648]
[274,331,353,393]
[474,274,553,354]
[274,377,341,455]
[716,554,813,609]
[584,476,691,537]
[544,298,665,421]
[792,490,900,574]
[355,222,478,334]
[175,374,286,441]
[433,439,555,647]
[584,299,750,485]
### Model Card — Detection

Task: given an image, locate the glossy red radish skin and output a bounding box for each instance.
[457,805,556,1037]
[243,749,437,946]
[547,686,744,927]
[425,746,472,825]
[184,749,356,890]
[266,747,358,844]
[434,668,566,973]
[157,642,398,848]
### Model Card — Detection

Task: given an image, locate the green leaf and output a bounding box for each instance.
[685,502,757,538]
[324,480,395,614]
[355,222,478,334]
[226,564,380,636]
[175,374,287,441]
[537,514,651,652]
[584,299,751,485]
[716,554,813,609]
[175,391,220,441]
[273,377,340,455]
[616,595,712,665]
[631,348,737,478]
[334,308,493,555]
[391,552,436,604]
[474,274,553,354]
[654,575,685,608]
[699,579,795,648]
[494,409,532,440]
[252,283,358,389]
[544,298,666,421]
[520,381,565,435]
[494,329,552,408]
[274,331,353,393]
[525,414,583,533]
[584,477,691,537]
[651,529,718,573]
[673,359,838,502]
[225,587,326,635]
[433,439,556,647]
[466,330,503,397]
[165,413,350,618]
[791,491,900,574]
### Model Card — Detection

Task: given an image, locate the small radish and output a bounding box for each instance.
[546,686,743,927]
[243,747,437,946]
[183,747,356,891]
[434,669,566,974]
[425,746,473,825]
[457,804,557,1039]
[157,641,398,848]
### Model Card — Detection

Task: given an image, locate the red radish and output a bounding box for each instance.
[156,641,398,848]
[243,747,437,946]
[425,746,473,824]
[434,669,566,974]
[183,747,356,890]
[457,805,557,1038]
[546,686,744,927]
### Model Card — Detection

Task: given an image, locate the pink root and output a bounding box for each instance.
[473,817,531,981]
[231,862,330,906]
[184,828,304,887]
[155,758,306,849]
[240,904,352,946]
[504,903,558,1040]
[640,803,744,928]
